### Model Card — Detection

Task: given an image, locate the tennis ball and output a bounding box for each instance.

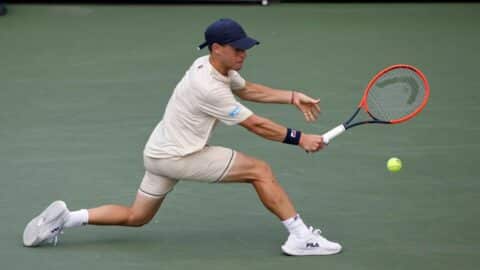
[387,157,402,172]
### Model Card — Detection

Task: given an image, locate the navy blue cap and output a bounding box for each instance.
[198,18,259,50]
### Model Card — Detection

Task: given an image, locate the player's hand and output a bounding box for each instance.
[292,91,321,122]
[299,133,324,153]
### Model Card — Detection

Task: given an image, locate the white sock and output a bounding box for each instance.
[64,209,89,228]
[282,214,310,238]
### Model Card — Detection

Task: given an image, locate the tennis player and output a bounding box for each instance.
[23,18,342,256]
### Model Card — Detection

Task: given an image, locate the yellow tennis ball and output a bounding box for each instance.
[387,157,402,172]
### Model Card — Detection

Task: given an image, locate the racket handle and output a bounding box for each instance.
[322,124,346,144]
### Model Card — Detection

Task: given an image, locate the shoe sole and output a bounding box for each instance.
[281,244,342,256]
[23,201,68,247]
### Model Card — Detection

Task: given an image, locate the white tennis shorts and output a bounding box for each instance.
[138,146,236,198]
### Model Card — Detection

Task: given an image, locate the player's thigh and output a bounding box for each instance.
[144,146,236,183]
[138,169,178,199]
[222,151,273,183]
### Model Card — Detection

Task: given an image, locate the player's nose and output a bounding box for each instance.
[237,50,247,59]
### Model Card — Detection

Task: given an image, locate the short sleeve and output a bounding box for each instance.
[229,70,246,91]
[199,87,253,126]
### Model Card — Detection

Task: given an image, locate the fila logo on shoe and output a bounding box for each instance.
[306,242,319,248]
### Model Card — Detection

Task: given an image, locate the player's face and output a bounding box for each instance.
[219,44,247,71]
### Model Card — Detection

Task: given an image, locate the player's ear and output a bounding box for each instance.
[211,43,223,55]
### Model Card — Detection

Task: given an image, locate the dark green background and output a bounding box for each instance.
[1,3,479,270]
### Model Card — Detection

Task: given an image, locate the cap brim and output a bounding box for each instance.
[229,37,260,50]
[197,41,209,50]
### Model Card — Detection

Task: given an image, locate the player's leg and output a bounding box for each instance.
[87,193,164,226]
[221,152,296,220]
[87,170,176,226]
[221,151,342,256]
[23,169,176,246]
[23,193,164,247]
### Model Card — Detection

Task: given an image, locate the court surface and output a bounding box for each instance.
[1,3,479,270]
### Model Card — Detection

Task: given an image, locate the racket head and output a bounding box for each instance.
[359,64,430,124]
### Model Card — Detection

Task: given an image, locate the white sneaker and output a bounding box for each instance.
[23,200,69,247]
[281,226,342,256]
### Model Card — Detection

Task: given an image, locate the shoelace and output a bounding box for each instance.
[45,228,64,246]
[308,226,322,236]
[308,226,332,243]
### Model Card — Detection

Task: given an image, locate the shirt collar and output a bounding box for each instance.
[206,56,231,84]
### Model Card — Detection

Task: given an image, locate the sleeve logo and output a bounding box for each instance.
[228,106,242,117]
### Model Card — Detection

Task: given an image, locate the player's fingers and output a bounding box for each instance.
[311,109,319,121]
[307,112,314,122]
[318,142,324,149]
[314,103,321,113]
[305,99,320,106]
[311,108,319,119]
[304,111,313,122]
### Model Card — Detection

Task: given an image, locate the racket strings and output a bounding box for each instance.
[367,91,392,120]
[366,68,426,122]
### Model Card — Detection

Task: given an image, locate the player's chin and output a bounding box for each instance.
[232,63,243,70]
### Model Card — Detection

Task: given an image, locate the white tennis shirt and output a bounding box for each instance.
[144,55,253,159]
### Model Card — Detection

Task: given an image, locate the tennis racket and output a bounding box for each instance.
[322,64,430,144]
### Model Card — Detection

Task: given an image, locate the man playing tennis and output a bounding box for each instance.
[23,18,342,256]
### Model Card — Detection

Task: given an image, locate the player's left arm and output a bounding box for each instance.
[235,81,321,122]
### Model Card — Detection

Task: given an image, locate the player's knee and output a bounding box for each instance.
[126,211,153,227]
[252,160,275,183]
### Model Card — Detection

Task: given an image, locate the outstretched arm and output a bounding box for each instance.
[235,81,293,104]
[239,114,324,153]
[235,81,321,122]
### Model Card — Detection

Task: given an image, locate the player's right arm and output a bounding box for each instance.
[239,114,324,153]
[197,87,323,152]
